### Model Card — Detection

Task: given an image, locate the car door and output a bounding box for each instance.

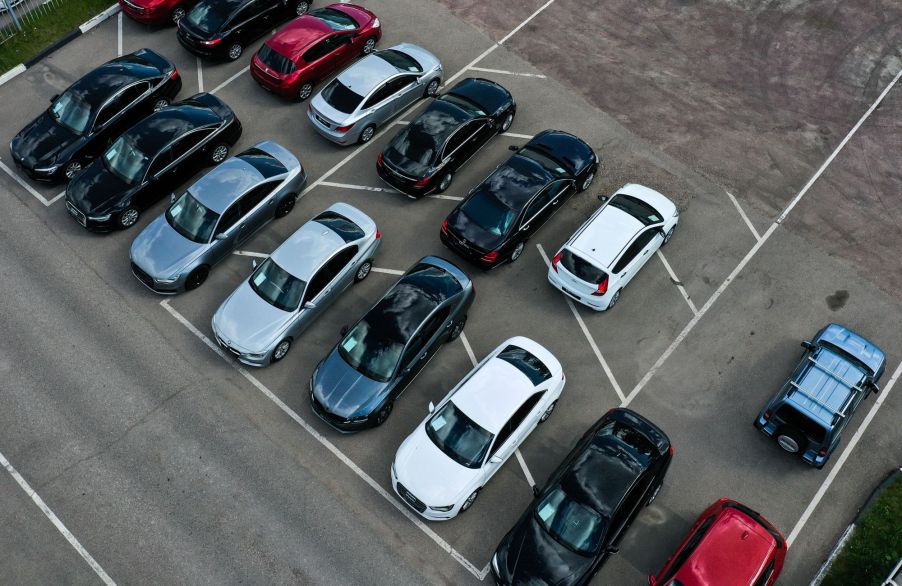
[89,81,153,158]
[207,201,244,263]
[301,36,340,82]
[297,252,346,324]
[170,127,215,178]
[607,474,654,550]
[227,0,269,45]
[482,394,542,482]
[617,227,662,287]
[394,306,451,393]
[329,32,357,67]
[236,180,279,239]
[517,183,556,239]
[360,81,396,125]
[389,74,422,113]
[135,146,173,209]
[440,120,483,174]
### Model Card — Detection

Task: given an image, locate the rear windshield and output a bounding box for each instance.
[498,345,551,385]
[321,79,363,114]
[560,249,607,284]
[376,49,422,73]
[257,45,296,75]
[609,194,662,226]
[311,7,359,30]
[776,404,827,443]
[314,211,364,243]
[237,147,287,178]
[185,3,229,34]
[518,146,569,178]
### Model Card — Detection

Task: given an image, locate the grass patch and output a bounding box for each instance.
[0,0,114,73]
[822,473,902,586]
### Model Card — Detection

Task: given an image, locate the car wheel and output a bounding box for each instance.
[117,207,140,229]
[374,400,393,425]
[170,5,185,23]
[499,111,514,133]
[359,124,376,144]
[436,172,453,193]
[64,160,83,180]
[510,241,526,263]
[448,315,466,341]
[362,37,377,55]
[152,97,170,112]
[425,78,440,97]
[354,260,373,283]
[275,194,297,218]
[297,82,314,101]
[460,489,479,512]
[294,0,309,16]
[185,266,210,291]
[227,42,243,61]
[539,400,557,423]
[210,143,229,164]
[776,428,806,454]
[271,338,291,363]
[645,482,662,506]
[663,226,675,246]
[579,170,596,192]
[607,289,622,310]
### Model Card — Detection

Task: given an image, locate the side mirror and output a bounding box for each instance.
[251,259,258,269]
[597,194,609,203]
[170,192,177,204]
[869,381,880,394]
[490,455,502,464]
[339,325,349,337]
[304,301,316,310]
[214,232,226,241]
[801,340,816,351]
[50,94,59,103]
[606,545,620,555]
[428,401,435,414]
[532,485,540,498]
[508,145,520,152]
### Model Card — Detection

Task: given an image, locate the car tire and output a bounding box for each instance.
[776,428,806,454]
[209,143,230,164]
[663,226,675,246]
[294,0,309,16]
[271,338,292,363]
[362,37,377,55]
[227,42,243,61]
[436,172,453,193]
[539,400,557,423]
[170,5,186,24]
[607,289,622,310]
[185,266,210,291]
[117,206,140,229]
[645,482,662,506]
[448,315,466,341]
[499,111,514,133]
[297,82,314,101]
[460,489,479,513]
[354,259,373,282]
[152,97,170,112]
[275,193,297,218]
[510,241,526,263]
[425,78,440,97]
[358,124,376,144]
[579,169,596,192]
[374,400,393,425]
[64,160,83,180]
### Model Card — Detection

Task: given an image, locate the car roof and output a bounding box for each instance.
[400,100,472,150]
[189,158,264,214]
[337,45,421,96]
[475,154,555,213]
[560,438,646,518]
[816,323,885,375]
[674,507,776,586]
[570,205,643,268]
[785,346,867,426]
[267,14,333,56]
[68,53,163,108]
[125,103,220,154]
[271,218,346,279]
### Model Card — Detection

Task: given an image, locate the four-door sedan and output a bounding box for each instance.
[310,256,474,431]
[65,92,242,231]
[650,499,787,586]
[307,43,443,145]
[119,0,198,25]
[212,203,380,366]
[178,0,312,61]
[250,3,381,101]
[9,48,181,183]
[548,183,679,311]
[391,337,564,520]
[491,408,673,585]
[376,77,515,197]
[130,141,305,293]
[440,130,598,268]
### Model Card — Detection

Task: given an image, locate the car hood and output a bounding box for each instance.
[393,431,479,506]
[11,111,78,167]
[311,349,388,418]
[447,207,505,252]
[497,517,591,586]
[66,160,134,214]
[130,214,206,278]
[213,283,294,353]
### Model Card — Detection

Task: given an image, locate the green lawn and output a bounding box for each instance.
[1,0,114,73]
[822,473,902,586]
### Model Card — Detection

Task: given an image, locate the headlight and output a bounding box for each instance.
[491,553,500,575]
[430,504,454,512]
[153,275,179,284]
[34,164,60,174]
[244,352,266,360]
[87,213,112,221]
[372,18,380,27]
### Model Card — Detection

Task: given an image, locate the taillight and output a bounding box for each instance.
[336,123,355,133]
[414,175,431,187]
[668,445,675,456]
[169,69,180,81]
[376,153,383,167]
[551,251,562,272]
[818,447,828,456]
[200,38,222,46]
[480,251,499,264]
[440,219,449,235]
[591,274,609,296]
[763,410,773,420]
[375,229,381,239]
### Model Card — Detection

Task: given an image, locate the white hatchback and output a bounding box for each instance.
[391,337,564,521]
[548,183,679,311]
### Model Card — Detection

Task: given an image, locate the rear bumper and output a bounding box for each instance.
[439,230,498,269]
[547,269,608,310]
[119,1,169,24]
[177,32,222,58]
[306,108,356,145]
[249,62,299,98]
[376,160,431,198]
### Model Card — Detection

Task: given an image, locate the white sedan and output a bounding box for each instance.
[391,336,564,521]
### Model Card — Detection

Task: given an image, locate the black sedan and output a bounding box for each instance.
[376,77,515,197]
[310,256,474,432]
[65,93,242,231]
[440,130,598,268]
[178,0,312,61]
[9,48,181,183]
[491,408,673,586]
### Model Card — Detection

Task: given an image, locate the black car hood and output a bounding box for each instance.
[11,111,79,168]
[311,350,389,419]
[498,517,592,586]
[66,160,134,214]
[447,208,505,253]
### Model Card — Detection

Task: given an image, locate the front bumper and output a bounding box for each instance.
[212,330,271,367]
[129,261,185,295]
[65,199,117,232]
[309,391,371,433]
[390,468,457,521]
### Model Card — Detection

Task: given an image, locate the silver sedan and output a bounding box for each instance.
[129,141,306,293]
[307,43,443,146]
[211,203,381,366]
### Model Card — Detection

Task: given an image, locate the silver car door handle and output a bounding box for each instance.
[420,352,427,360]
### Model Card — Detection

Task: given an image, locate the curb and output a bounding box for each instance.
[0,3,120,88]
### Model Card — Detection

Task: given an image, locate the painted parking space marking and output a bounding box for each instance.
[371,267,405,276]
[656,250,698,316]
[0,158,60,207]
[725,190,761,242]
[459,331,479,368]
[621,66,902,408]
[196,57,204,93]
[318,180,463,201]
[233,250,269,258]
[536,243,625,403]
[468,66,546,79]
[0,449,117,586]
[210,66,247,95]
[117,12,122,57]
[232,251,405,276]
[159,299,486,579]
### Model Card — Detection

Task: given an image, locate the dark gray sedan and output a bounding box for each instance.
[129,140,306,293]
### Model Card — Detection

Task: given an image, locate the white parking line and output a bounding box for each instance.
[0,158,58,207]
[468,66,546,79]
[787,358,902,546]
[371,267,405,276]
[210,66,248,95]
[656,250,698,316]
[159,300,486,579]
[621,66,901,408]
[503,132,534,140]
[117,12,122,56]
[514,450,536,487]
[459,331,479,368]
[0,449,117,586]
[196,57,203,93]
[536,244,625,402]
[318,180,463,201]
[233,250,268,258]
[725,190,761,242]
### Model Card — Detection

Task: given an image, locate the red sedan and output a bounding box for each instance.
[650,499,787,586]
[118,0,197,25]
[250,3,381,101]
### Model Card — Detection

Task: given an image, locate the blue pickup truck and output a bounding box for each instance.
[754,324,885,469]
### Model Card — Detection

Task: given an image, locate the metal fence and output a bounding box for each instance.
[1,0,66,46]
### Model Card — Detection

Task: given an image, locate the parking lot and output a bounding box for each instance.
[0,1,900,584]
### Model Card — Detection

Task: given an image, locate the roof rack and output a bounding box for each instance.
[807,355,867,396]
[786,354,865,422]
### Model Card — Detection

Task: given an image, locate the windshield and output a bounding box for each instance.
[376,49,422,72]
[166,192,220,243]
[608,194,662,226]
[459,192,517,236]
[249,258,306,312]
[536,486,604,555]
[321,79,363,114]
[311,7,359,30]
[103,134,149,185]
[425,401,493,469]
[440,93,486,117]
[185,2,229,34]
[338,320,404,382]
[49,90,92,134]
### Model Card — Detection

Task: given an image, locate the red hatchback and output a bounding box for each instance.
[250,3,381,101]
[119,0,198,25]
[650,499,787,586]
